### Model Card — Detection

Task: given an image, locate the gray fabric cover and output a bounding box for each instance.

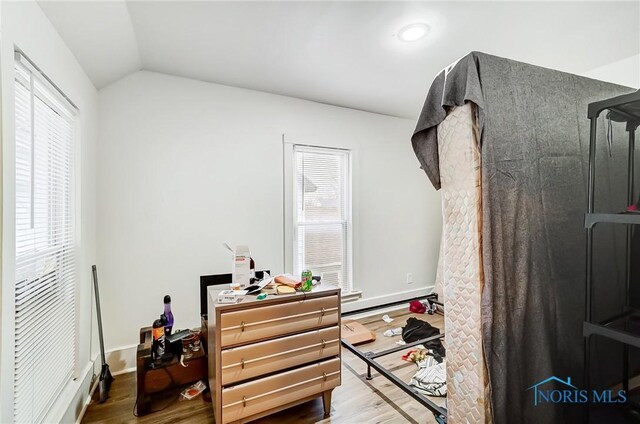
[412,51,636,424]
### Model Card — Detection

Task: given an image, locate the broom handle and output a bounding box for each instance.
[92,265,107,366]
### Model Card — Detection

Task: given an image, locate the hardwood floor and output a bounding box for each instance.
[82,308,444,424]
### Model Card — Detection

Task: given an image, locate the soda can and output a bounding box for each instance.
[301,269,313,292]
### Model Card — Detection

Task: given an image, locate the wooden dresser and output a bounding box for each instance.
[207,285,341,424]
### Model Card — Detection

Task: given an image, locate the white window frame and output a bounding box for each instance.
[283,140,353,293]
[3,50,80,424]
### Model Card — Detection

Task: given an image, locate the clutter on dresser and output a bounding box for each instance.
[222,243,254,288]
[199,270,272,318]
[179,329,202,359]
[192,331,202,352]
[301,268,313,291]
[181,333,196,359]
[217,289,248,303]
[151,294,180,365]
[211,270,326,304]
[166,328,190,343]
[163,295,174,335]
[277,285,296,294]
[152,314,170,365]
[274,273,302,289]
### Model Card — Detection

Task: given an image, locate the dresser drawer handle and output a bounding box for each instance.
[240,359,245,369]
[221,337,341,371]
[222,305,339,332]
[223,370,341,409]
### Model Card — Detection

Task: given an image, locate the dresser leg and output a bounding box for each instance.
[135,395,151,416]
[322,389,333,418]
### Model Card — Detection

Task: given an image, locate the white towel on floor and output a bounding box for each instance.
[410,358,447,397]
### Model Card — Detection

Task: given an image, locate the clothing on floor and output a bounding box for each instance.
[402,349,428,363]
[402,348,444,363]
[409,354,447,397]
[401,317,445,357]
[409,300,427,314]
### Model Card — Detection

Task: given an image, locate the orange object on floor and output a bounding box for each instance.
[341,319,376,345]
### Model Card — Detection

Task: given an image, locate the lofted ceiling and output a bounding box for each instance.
[38,1,640,119]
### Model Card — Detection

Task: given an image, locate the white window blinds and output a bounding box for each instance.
[293,145,352,292]
[13,54,77,424]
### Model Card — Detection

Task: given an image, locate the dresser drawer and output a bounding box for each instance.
[221,326,339,385]
[221,357,340,424]
[219,295,338,347]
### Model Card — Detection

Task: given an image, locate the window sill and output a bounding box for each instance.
[341,290,362,303]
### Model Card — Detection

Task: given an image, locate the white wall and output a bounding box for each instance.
[0,1,98,423]
[581,53,640,88]
[97,71,442,365]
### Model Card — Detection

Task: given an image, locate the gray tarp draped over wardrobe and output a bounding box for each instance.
[412,51,637,423]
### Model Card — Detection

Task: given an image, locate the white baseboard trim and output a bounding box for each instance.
[341,285,434,313]
[345,303,408,320]
[106,344,138,374]
[75,351,135,424]
[113,366,136,376]
[75,375,99,424]
[73,353,99,424]
[341,290,363,302]
[45,359,96,424]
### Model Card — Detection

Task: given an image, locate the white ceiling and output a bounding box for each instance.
[38,1,640,119]
[38,0,140,89]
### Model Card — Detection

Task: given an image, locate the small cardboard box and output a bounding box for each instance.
[233,245,251,288]
[218,290,248,304]
[224,244,251,289]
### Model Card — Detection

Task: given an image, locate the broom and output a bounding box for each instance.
[92,265,114,402]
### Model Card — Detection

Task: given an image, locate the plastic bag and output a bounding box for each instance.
[180,380,206,400]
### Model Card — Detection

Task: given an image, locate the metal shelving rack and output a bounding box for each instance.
[583,89,640,420]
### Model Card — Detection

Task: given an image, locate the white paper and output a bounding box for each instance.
[383,327,403,337]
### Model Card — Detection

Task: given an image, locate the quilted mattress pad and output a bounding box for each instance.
[436,102,490,423]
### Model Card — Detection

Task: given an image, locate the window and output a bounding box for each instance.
[292,145,352,292]
[13,53,77,424]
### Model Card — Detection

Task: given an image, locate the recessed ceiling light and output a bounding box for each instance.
[398,23,430,42]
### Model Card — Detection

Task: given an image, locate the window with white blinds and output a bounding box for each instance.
[13,54,77,424]
[293,145,352,292]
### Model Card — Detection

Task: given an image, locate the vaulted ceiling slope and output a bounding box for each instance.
[38,1,639,119]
